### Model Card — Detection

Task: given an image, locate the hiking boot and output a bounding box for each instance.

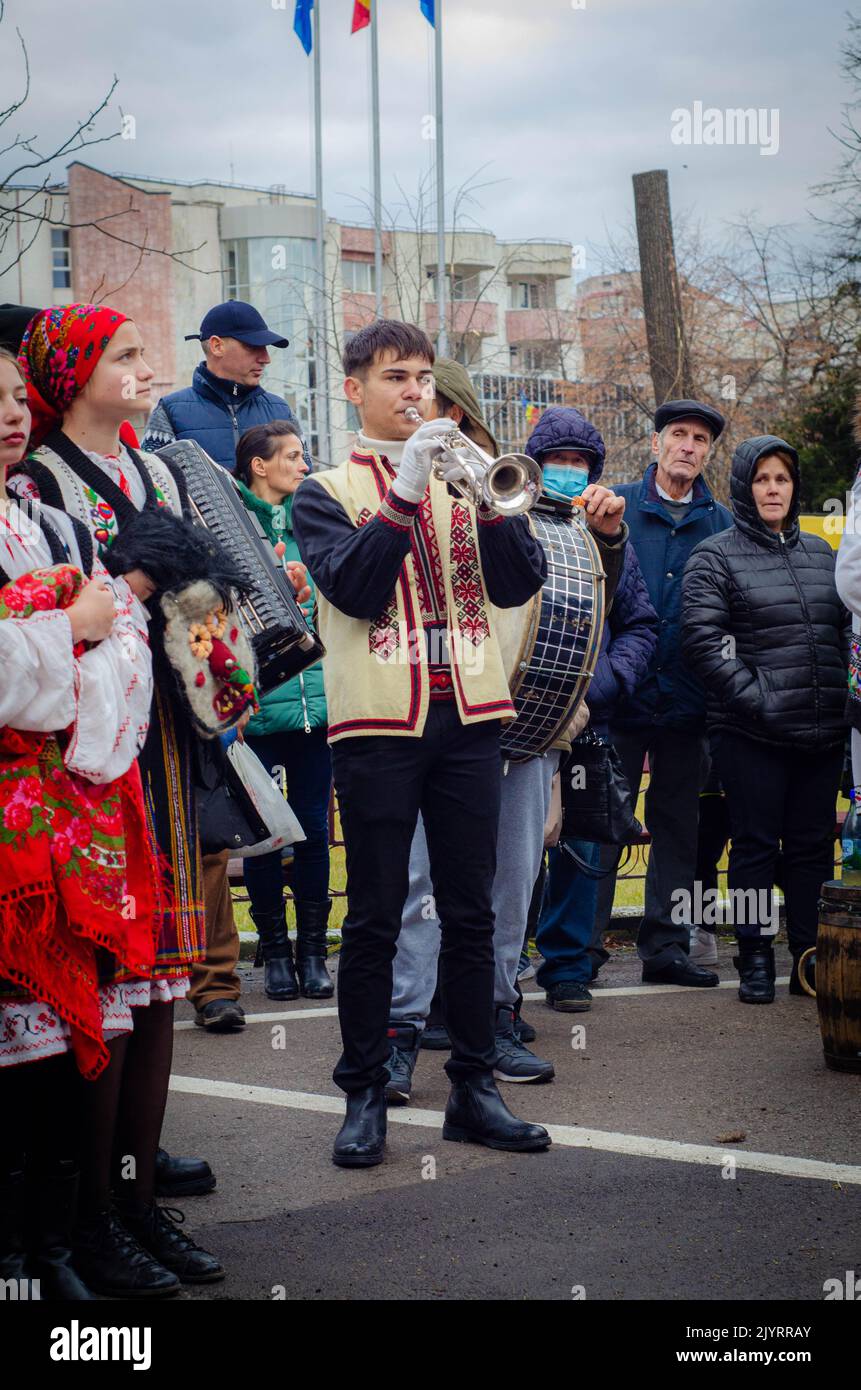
[118,1201,225,1284]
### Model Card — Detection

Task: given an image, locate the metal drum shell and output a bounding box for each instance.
[498,507,605,762]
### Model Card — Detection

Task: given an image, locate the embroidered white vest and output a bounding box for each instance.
[310,450,516,741]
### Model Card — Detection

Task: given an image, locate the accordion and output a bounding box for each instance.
[155,440,324,695]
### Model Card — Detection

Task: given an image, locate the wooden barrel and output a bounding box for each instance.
[807,882,861,1074]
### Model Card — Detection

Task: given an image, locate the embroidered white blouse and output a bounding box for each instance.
[0,499,153,781]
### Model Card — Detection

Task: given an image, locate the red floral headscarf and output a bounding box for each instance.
[18,303,130,449]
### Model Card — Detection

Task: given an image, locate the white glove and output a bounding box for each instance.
[391,417,459,504]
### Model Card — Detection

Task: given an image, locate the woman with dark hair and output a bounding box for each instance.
[12,306,230,1294]
[234,421,333,998]
[0,346,158,1298]
[682,437,849,1004]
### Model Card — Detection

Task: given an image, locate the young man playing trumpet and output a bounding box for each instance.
[292,320,558,1166]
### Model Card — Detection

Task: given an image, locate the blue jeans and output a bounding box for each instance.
[535,839,601,987]
[242,728,332,912]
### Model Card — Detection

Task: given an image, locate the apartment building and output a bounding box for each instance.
[0,162,580,464]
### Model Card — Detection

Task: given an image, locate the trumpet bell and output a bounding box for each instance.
[484,453,543,516]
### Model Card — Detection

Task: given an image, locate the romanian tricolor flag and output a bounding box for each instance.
[520,390,539,425]
[351,0,371,33]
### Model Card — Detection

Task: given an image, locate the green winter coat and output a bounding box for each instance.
[237,480,328,737]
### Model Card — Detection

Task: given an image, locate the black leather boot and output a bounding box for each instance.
[73,1207,180,1298]
[295,899,334,998]
[117,1200,225,1284]
[443,1073,551,1152]
[251,906,299,1000]
[733,937,776,1004]
[0,1169,31,1292]
[154,1148,216,1198]
[30,1166,93,1300]
[332,1085,387,1167]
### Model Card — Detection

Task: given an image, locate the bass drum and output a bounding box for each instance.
[497,500,605,762]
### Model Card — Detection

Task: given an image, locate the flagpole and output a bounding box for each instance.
[312,0,331,463]
[370,1,383,319]
[434,0,447,356]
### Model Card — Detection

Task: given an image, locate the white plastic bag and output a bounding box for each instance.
[226,740,306,859]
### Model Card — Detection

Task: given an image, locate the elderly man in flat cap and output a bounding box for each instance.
[593,399,733,987]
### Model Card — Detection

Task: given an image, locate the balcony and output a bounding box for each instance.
[424,299,498,336]
[499,240,573,279]
[505,308,579,344]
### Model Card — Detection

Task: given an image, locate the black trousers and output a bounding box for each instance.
[694,790,731,929]
[713,731,842,950]
[330,703,501,1094]
[594,727,710,967]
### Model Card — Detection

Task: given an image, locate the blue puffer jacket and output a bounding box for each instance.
[613,463,733,731]
[588,547,659,734]
[143,362,308,473]
[526,408,657,732]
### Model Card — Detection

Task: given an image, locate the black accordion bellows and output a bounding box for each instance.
[156,440,324,695]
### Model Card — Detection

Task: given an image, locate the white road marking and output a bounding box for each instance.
[175,978,794,1028]
[167,1074,861,1186]
[522,977,792,1001]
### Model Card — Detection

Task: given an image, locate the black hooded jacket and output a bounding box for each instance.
[681,435,849,747]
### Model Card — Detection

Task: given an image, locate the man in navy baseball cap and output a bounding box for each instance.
[185,300,290,350]
[143,299,304,473]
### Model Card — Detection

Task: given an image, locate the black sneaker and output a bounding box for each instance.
[73,1208,180,1298]
[119,1202,225,1285]
[493,1007,554,1084]
[194,999,246,1031]
[384,1022,421,1105]
[514,1014,536,1044]
[545,981,592,1012]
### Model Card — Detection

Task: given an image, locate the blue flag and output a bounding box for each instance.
[421,0,434,25]
[294,0,313,54]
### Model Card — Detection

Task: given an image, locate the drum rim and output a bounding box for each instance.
[500,510,606,759]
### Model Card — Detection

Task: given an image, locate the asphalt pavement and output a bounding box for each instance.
[163,936,860,1302]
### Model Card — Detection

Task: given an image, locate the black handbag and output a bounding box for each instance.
[193,735,269,856]
[560,729,639,848]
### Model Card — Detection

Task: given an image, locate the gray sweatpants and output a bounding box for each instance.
[391,751,559,1024]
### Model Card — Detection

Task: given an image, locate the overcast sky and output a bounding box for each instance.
[2,0,851,266]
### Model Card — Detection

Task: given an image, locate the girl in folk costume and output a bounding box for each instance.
[0,348,157,1298]
[13,306,252,1295]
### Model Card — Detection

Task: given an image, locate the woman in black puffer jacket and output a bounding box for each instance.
[681,435,849,1004]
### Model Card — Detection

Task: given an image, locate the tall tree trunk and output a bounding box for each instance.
[632,170,694,404]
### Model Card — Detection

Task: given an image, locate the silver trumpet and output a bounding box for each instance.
[404,407,542,516]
